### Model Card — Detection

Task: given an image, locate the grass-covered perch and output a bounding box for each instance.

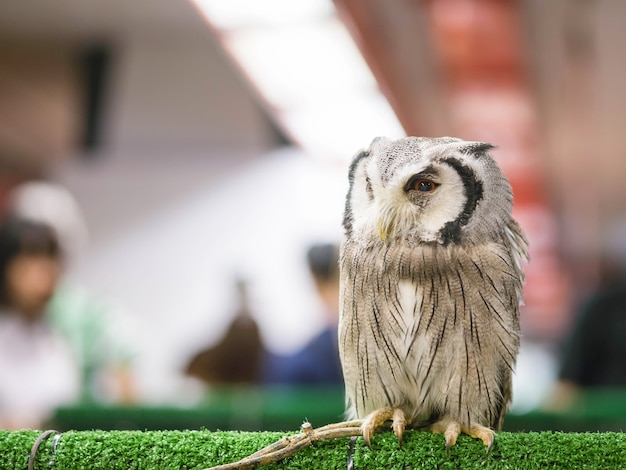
[3,429,626,469]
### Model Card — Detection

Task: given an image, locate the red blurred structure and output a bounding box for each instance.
[421,0,570,339]
[336,0,571,339]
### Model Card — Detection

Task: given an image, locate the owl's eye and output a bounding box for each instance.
[417,180,434,191]
[406,177,438,193]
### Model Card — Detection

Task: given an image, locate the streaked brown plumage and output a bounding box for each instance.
[339,137,527,450]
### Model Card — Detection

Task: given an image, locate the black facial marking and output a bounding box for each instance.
[403,165,438,193]
[365,177,373,199]
[343,150,370,236]
[438,157,484,245]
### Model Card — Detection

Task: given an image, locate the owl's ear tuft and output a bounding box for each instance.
[466,142,495,156]
[369,136,392,151]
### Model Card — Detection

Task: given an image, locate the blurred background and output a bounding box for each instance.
[1,0,626,432]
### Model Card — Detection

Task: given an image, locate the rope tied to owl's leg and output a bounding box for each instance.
[204,420,364,470]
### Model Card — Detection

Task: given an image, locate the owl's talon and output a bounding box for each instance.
[484,435,494,456]
[395,428,404,448]
[444,422,460,452]
[361,407,391,447]
[363,431,372,449]
[432,420,461,453]
[432,420,495,454]
[467,424,495,454]
[392,408,407,448]
[361,407,408,448]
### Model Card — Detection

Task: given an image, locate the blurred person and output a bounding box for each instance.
[0,216,79,429]
[8,181,136,403]
[185,278,263,385]
[546,256,626,411]
[262,243,343,385]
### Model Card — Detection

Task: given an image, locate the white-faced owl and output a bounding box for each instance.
[339,136,528,451]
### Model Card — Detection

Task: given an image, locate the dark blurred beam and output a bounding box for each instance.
[333,0,437,136]
[79,45,112,156]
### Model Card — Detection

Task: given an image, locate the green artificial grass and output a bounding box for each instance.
[2,429,626,469]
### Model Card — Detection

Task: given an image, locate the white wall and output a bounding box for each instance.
[106,32,275,153]
[44,15,350,402]
[59,149,348,402]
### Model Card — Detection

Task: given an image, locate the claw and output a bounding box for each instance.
[466,424,494,455]
[361,407,408,448]
[363,429,373,449]
[361,407,392,448]
[431,419,495,454]
[432,420,458,453]
[486,440,493,456]
[392,408,406,448]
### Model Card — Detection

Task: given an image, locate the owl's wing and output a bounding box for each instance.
[493,219,527,428]
[504,218,529,300]
[504,219,529,281]
[468,239,525,430]
[493,365,513,430]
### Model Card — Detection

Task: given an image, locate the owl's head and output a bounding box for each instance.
[343,136,514,245]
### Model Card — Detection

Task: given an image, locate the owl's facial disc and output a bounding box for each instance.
[377,162,469,242]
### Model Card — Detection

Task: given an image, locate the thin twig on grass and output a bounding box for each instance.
[204,420,364,470]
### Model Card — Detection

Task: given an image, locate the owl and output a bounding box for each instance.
[339,136,528,451]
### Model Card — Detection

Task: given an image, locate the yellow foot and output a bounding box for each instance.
[361,407,409,448]
[431,420,495,454]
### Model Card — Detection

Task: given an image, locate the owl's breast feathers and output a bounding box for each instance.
[339,235,524,428]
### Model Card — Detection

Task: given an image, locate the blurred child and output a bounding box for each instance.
[9,181,136,403]
[0,216,79,429]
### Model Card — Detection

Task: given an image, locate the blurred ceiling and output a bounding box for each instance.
[0,0,207,38]
[2,0,626,340]
[1,0,626,221]
[0,0,209,176]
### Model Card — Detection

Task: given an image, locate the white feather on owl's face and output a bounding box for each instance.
[343,136,514,245]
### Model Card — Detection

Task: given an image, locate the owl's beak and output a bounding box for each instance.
[378,219,391,241]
